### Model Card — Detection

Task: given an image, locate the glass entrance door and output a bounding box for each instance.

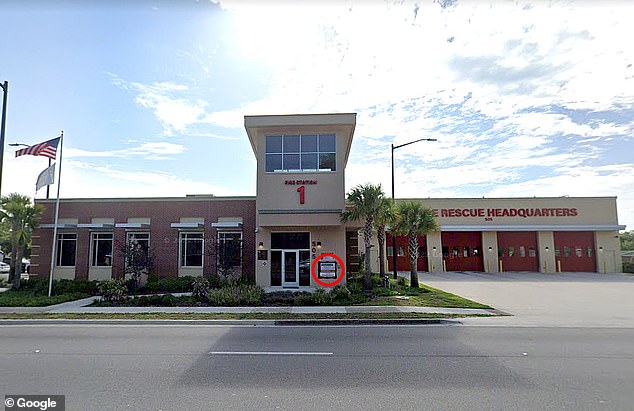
[282,250,299,288]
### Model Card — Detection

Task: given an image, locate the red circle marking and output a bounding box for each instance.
[311,253,345,287]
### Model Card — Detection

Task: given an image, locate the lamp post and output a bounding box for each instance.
[0,81,8,197]
[391,137,437,279]
[8,142,52,199]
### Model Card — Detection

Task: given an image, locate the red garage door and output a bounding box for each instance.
[554,231,596,272]
[441,232,483,272]
[386,233,428,272]
[497,231,539,272]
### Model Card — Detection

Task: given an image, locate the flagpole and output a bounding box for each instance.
[48,131,63,297]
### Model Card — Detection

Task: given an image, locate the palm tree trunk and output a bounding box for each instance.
[408,233,419,288]
[8,243,18,286]
[12,246,23,290]
[377,225,386,277]
[364,218,373,292]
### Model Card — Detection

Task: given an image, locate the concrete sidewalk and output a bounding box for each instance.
[0,295,495,316]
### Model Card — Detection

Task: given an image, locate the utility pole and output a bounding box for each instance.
[0,81,8,197]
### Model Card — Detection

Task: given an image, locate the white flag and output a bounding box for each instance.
[36,162,55,191]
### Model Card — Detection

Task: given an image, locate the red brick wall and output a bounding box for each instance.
[32,197,256,282]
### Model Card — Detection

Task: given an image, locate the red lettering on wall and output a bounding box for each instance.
[297,185,305,205]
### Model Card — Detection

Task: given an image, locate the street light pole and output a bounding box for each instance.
[391,137,437,279]
[0,81,8,197]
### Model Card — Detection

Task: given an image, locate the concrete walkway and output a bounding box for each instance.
[0,295,494,316]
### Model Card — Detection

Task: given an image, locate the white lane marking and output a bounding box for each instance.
[209,351,333,356]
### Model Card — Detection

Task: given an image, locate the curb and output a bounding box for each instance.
[0,318,462,326]
[274,318,462,326]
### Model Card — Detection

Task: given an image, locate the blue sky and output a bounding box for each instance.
[2,0,633,230]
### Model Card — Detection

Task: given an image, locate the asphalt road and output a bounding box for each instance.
[1,324,633,411]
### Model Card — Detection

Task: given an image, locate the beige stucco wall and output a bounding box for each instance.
[481,232,498,273]
[53,267,76,280]
[178,267,203,277]
[88,267,112,281]
[401,197,620,228]
[255,226,346,287]
[247,114,356,288]
[536,231,556,273]
[595,231,621,273]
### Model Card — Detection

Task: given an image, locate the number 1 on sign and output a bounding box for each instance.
[297,185,305,204]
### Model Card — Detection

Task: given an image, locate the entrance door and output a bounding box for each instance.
[282,250,299,288]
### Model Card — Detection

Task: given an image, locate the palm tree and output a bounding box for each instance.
[341,184,386,292]
[374,197,395,280]
[0,193,44,289]
[392,201,438,288]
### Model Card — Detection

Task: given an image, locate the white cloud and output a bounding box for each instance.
[65,142,186,160]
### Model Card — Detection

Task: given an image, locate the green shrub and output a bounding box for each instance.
[145,276,195,293]
[261,291,304,306]
[294,289,333,306]
[135,294,181,307]
[397,276,407,287]
[624,261,634,273]
[98,279,127,303]
[191,277,210,301]
[207,284,264,306]
[330,285,352,304]
[18,279,99,296]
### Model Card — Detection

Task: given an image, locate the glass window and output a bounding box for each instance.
[217,232,242,269]
[519,246,526,257]
[528,247,536,257]
[564,246,571,257]
[284,135,300,152]
[91,232,113,267]
[398,246,405,257]
[319,153,336,171]
[301,153,318,170]
[126,232,150,267]
[508,246,515,257]
[56,233,76,267]
[265,154,282,172]
[575,247,583,258]
[442,246,449,257]
[387,246,393,257]
[419,246,426,257]
[463,246,470,257]
[452,247,459,257]
[265,134,336,172]
[265,136,282,153]
[319,134,336,152]
[555,247,561,257]
[283,154,300,170]
[180,232,203,267]
[586,247,593,258]
[473,247,480,256]
[301,134,317,152]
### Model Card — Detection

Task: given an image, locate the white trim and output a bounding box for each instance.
[115,223,150,229]
[78,223,115,229]
[211,222,243,229]
[440,225,626,232]
[171,222,204,229]
[40,223,77,229]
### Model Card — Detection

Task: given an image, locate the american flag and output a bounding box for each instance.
[15,137,61,160]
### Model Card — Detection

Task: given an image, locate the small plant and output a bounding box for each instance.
[330,285,352,304]
[98,279,127,303]
[191,277,210,301]
[207,284,264,306]
[397,276,407,287]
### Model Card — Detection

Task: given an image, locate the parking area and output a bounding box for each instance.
[420,271,634,327]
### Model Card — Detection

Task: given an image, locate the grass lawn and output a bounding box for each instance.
[0,290,90,307]
[365,283,491,309]
[0,312,496,321]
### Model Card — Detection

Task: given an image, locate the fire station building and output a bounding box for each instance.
[30,113,626,288]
